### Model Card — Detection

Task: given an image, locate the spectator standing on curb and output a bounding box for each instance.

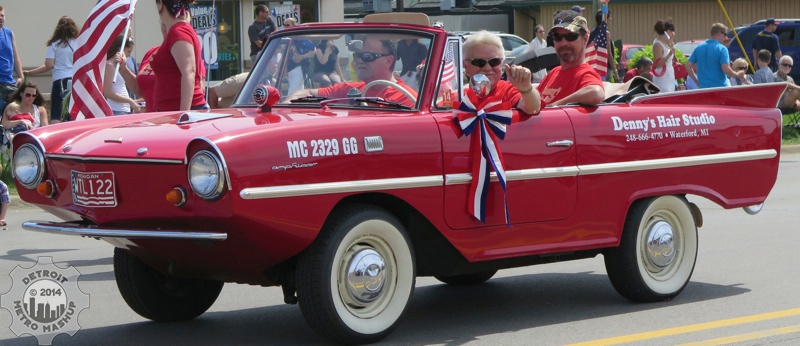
[0,6,24,114]
[104,35,141,115]
[686,23,744,89]
[751,18,782,71]
[151,0,207,111]
[651,19,676,92]
[24,16,78,124]
[248,4,276,66]
[529,24,548,82]
[587,10,619,82]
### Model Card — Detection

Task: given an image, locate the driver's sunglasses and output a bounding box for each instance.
[466,58,503,68]
[552,32,581,42]
[353,52,391,63]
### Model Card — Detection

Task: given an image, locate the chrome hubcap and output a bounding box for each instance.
[645,220,675,269]
[345,247,386,306]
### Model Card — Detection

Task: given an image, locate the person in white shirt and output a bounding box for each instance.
[529,24,548,82]
[24,16,78,123]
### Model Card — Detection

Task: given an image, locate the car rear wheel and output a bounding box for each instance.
[113,248,224,321]
[296,205,415,344]
[604,195,698,302]
[435,270,497,285]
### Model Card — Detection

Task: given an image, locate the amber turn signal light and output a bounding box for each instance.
[166,187,187,206]
[36,181,55,198]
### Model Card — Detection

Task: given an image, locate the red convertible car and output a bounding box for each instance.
[12,13,785,344]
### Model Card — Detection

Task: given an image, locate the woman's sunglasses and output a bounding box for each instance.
[353,52,391,63]
[466,58,503,68]
[24,92,37,98]
[552,32,580,42]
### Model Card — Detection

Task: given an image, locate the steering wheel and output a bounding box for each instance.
[362,79,417,105]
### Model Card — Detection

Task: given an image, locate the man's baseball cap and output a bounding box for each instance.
[550,10,589,35]
[571,5,585,12]
[765,18,779,26]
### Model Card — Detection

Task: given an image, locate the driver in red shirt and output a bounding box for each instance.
[287,36,418,106]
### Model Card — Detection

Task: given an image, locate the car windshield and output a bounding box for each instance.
[235,28,434,109]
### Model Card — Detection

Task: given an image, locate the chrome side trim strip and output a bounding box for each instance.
[578,149,777,175]
[45,154,183,164]
[23,221,227,241]
[240,175,444,199]
[239,149,776,198]
[445,166,581,185]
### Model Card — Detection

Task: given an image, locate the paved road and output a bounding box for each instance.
[2,153,800,345]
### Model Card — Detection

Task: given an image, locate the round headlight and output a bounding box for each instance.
[188,150,226,199]
[13,143,45,189]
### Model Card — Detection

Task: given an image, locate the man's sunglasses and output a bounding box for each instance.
[466,58,503,68]
[781,63,794,68]
[353,52,391,63]
[552,32,581,42]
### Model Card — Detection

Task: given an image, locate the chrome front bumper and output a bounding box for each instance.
[22,221,228,241]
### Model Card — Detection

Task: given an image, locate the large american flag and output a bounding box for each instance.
[584,21,609,78]
[70,0,137,120]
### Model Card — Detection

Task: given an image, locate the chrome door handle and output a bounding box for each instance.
[546,140,574,147]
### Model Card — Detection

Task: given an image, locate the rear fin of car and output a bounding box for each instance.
[630,83,787,109]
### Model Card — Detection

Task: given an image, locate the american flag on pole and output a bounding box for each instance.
[584,21,609,78]
[70,0,137,120]
[440,43,456,86]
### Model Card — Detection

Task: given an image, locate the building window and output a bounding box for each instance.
[195,0,241,80]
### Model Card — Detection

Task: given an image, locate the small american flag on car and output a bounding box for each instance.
[440,43,456,85]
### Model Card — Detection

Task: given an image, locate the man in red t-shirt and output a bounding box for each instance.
[537,10,604,106]
[287,37,417,107]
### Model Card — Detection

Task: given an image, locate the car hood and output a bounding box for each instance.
[30,107,348,161]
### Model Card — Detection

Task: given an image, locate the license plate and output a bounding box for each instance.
[71,171,117,207]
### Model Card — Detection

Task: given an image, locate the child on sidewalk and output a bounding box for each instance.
[753,49,775,84]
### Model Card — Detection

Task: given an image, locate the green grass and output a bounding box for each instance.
[783,112,800,145]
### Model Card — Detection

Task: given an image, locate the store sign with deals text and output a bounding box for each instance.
[191,5,218,69]
[272,4,301,30]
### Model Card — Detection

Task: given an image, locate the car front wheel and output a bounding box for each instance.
[113,248,224,321]
[604,195,698,302]
[296,205,415,344]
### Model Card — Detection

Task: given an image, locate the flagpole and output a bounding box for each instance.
[113,0,137,83]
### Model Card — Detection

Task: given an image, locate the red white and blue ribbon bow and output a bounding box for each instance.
[453,91,513,224]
